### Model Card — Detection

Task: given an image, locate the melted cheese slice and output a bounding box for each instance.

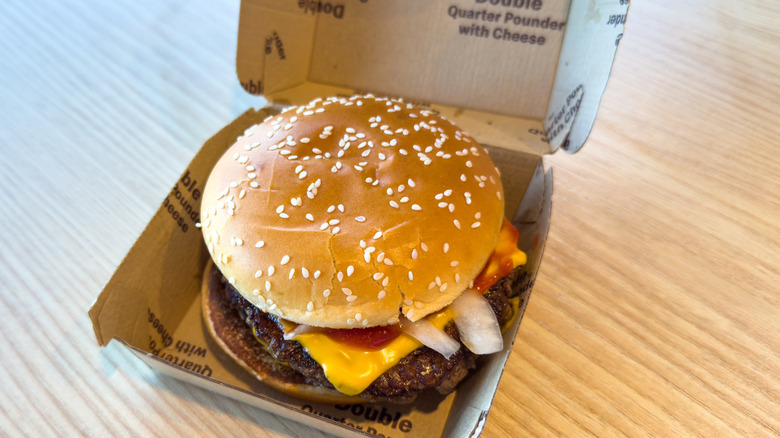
[288,310,452,395]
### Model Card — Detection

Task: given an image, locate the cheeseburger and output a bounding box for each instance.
[199,95,527,403]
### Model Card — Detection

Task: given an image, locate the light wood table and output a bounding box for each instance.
[1,0,777,436]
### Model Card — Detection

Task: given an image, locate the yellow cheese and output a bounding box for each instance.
[290,310,454,396]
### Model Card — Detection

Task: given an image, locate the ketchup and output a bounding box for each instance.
[325,324,403,350]
[472,219,526,293]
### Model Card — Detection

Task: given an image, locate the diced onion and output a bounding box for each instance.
[400,316,460,359]
[450,289,503,354]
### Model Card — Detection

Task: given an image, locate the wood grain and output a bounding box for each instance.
[0,0,777,437]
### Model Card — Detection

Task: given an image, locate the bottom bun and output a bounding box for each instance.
[201,260,364,404]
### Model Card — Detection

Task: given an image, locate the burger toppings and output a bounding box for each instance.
[399,314,460,360]
[473,219,527,292]
[450,289,504,355]
[214,261,527,402]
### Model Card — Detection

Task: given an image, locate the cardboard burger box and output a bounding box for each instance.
[89,0,628,436]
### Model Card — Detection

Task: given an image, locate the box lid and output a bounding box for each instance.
[236,0,627,154]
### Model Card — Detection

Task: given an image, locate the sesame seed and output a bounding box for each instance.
[342,287,352,295]
[373,231,383,239]
[338,204,344,212]
[408,271,414,281]
[250,181,260,188]
[411,204,422,211]
[439,283,448,292]
[302,267,309,278]
[455,273,461,282]
[320,222,329,230]
[386,188,393,196]
[435,276,442,286]
[276,205,285,214]
[378,290,386,299]
[280,255,290,265]
[471,222,481,228]
[443,243,450,253]
[299,171,307,179]
[355,312,363,321]
[347,295,358,302]
[496,191,502,200]
[329,219,340,226]
[444,189,453,196]
[323,289,331,297]
[389,201,399,208]
[373,272,384,280]
[448,204,455,213]
[466,160,473,168]
[438,202,448,208]
[295,165,303,174]
[268,266,275,275]
[306,213,314,221]
[332,226,340,234]
[428,282,436,290]
[454,219,461,229]
[450,260,460,267]
[435,194,444,200]
[265,281,272,291]
[279,213,289,219]
[377,253,385,263]
[255,270,263,278]
[408,179,416,187]
[383,258,393,266]
[411,249,418,260]
[300,137,310,143]
[307,301,314,312]
[289,268,295,279]
[327,205,336,213]
[347,265,355,276]
[421,242,429,252]
[475,212,482,219]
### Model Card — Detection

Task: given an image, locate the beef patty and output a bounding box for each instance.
[214,263,526,403]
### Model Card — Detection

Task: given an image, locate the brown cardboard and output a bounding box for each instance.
[91,0,627,436]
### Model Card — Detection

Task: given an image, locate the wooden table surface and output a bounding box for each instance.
[1,0,778,436]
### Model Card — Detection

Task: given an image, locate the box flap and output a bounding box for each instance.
[237,0,627,156]
[545,0,628,152]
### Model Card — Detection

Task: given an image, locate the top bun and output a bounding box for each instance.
[200,95,504,328]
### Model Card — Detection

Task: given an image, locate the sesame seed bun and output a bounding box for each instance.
[200,95,504,329]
